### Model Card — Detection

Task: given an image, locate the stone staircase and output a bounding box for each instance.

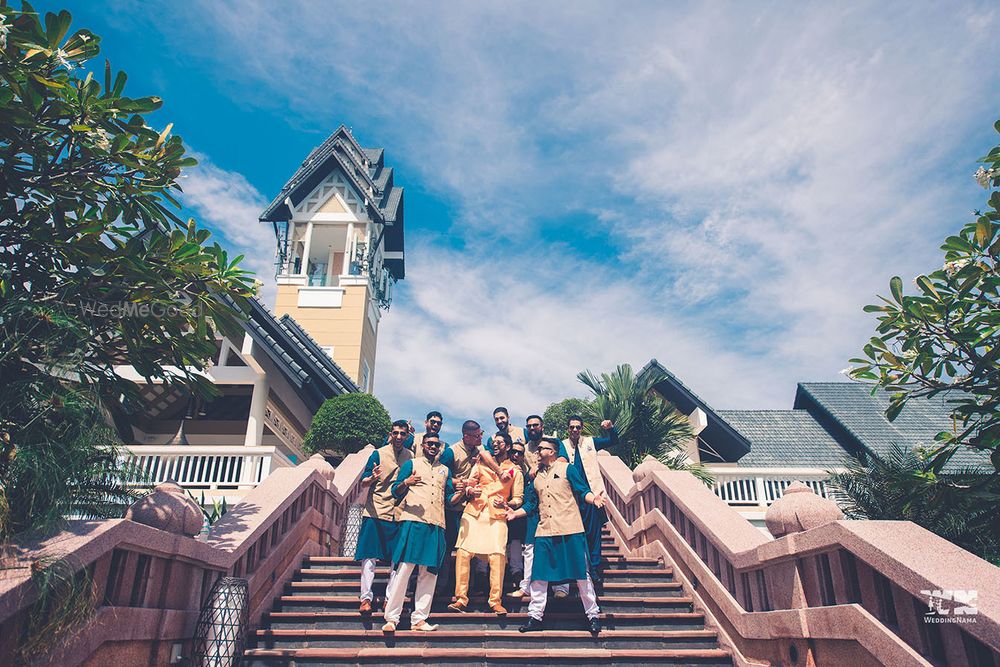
[244,527,732,666]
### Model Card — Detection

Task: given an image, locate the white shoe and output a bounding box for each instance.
[382,621,396,633]
[412,620,438,632]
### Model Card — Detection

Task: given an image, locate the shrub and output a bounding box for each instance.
[303,393,391,459]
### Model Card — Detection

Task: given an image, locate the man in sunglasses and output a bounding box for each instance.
[356,419,412,614]
[506,436,604,634]
[382,433,459,633]
[505,440,528,589]
[411,410,447,450]
[513,416,570,599]
[560,416,617,584]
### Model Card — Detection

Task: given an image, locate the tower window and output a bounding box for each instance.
[361,360,371,392]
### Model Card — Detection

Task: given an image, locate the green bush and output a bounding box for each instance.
[543,397,594,439]
[304,393,391,459]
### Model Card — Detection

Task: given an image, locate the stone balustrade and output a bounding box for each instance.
[0,447,371,666]
[600,454,1000,667]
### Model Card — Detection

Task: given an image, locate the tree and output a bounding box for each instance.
[304,393,391,460]
[847,121,1000,474]
[543,397,594,439]
[828,446,1000,564]
[0,6,254,536]
[576,364,712,483]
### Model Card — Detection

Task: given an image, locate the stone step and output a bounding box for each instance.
[263,610,710,632]
[286,580,684,598]
[252,628,720,651]
[243,646,733,666]
[276,595,694,614]
[295,567,673,582]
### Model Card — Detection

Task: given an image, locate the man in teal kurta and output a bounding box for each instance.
[355,419,412,614]
[507,436,604,634]
[382,432,458,633]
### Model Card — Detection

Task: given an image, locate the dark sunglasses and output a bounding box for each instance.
[428,419,443,426]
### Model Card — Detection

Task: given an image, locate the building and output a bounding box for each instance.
[638,359,985,527]
[259,125,405,393]
[117,127,405,502]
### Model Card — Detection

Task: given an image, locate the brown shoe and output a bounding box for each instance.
[447,600,468,612]
[359,599,372,614]
[491,604,508,616]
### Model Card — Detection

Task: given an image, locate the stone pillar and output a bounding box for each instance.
[244,374,269,448]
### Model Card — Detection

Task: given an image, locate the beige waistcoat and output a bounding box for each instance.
[561,436,607,496]
[397,456,449,528]
[533,461,585,537]
[363,444,413,521]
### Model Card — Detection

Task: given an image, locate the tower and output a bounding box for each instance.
[259,127,405,392]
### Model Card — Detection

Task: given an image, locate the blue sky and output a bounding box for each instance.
[59,1,999,441]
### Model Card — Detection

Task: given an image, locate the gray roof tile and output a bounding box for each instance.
[716,410,848,468]
[794,383,989,472]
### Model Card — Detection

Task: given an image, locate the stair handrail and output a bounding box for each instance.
[0,446,373,666]
[599,454,1000,666]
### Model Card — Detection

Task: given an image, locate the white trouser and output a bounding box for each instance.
[383,561,437,624]
[519,543,569,595]
[508,539,524,573]
[360,558,397,602]
[527,574,600,621]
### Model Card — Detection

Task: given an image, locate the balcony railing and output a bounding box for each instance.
[710,468,838,509]
[125,445,296,495]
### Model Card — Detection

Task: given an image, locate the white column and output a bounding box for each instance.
[326,245,336,285]
[345,222,355,274]
[300,221,314,278]
[244,373,269,447]
[284,222,296,275]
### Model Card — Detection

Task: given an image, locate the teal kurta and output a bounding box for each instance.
[389,458,455,571]
[355,517,399,561]
[527,463,592,582]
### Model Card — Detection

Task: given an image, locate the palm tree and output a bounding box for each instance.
[828,446,1000,564]
[577,364,712,484]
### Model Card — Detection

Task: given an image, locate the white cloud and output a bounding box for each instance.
[179,153,277,305]
[135,1,999,425]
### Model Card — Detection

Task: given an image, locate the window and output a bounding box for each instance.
[361,359,371,392]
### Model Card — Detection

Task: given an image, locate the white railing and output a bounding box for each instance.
[124,445,296,493]
[710,468,839,509]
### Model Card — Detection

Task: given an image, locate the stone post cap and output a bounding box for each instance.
[125,481,204,537]
[765,481,843,538]
[632,455,669,482]
[304,453,335,480]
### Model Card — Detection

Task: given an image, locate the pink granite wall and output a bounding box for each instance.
[0,449,371,666]
[600,455,1000,667]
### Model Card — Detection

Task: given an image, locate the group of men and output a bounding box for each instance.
[355,407,619,634]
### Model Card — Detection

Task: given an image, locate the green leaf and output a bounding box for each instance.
[889,276,903,303]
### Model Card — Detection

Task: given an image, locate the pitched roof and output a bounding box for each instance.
[638,359,752,462]
[716,410,848,468]
[240,297,359,410]
[793,383,988,472]
[258,126,405,279]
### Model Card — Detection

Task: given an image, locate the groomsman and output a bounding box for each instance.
[517,417,569,598]
[382,433,458,633]
[560,416,617,583]
[506,437,604,634]
[522,414,548,478]
[411,410,446,450]
[356,420,412,613]
[493,407,526,445]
